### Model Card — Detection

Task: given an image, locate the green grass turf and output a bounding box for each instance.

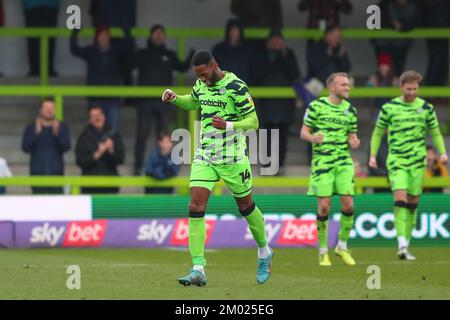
[0,247,449,300]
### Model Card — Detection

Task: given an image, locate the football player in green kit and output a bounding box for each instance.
[162,50,273,286]
[369,70,448,260]
[301,72,360,267]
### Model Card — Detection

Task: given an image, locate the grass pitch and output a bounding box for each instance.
[0,248,449,300]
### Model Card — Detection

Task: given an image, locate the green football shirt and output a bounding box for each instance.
[375,96,439,171]
[303,97,358,173]
[190,72,255,165]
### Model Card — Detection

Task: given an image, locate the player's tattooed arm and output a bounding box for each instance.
[300,125,323,144]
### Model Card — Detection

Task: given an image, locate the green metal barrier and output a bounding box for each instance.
[1,27,450,133]
[0,176,449,195]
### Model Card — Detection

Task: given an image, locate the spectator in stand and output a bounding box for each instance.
[144,131,180,194]
[70,26,133,131]
[75,106,125,194]
[298,0,353,30]
[367,52,399,111]
[230,0,283,30]
[22,98,71,194]
[251,30,301,172]
[0,0,4,76]
[307,25,351,85]
[371,0,419,76]
[131,24,193,175]
[230,0,283,52]
[22,0,60,77]
[89,0,137,86]
[424,145,448,193]
[212,18,252,84]
[0,157,12,195]
[417,0,450,87]
[354,159,368,177]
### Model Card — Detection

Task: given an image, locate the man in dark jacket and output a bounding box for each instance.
[212,18,251,83]
[22,97,71,194]
[307,25,351,85]
[89,0,137,86]
[144,131,180,194]
[251,30,301,170]
[132,24,193,175]
[230,0,283,52]
[71,26,133,130]
[75,106,125,194]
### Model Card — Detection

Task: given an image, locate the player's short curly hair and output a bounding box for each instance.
[399,70,423,85]
[192,50,214,67]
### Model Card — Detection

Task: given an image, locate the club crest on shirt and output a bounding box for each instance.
[219,87,226,95]
[416,107,423,113]
[344,110,350,116]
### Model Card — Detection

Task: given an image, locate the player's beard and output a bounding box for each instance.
[208,69,220,86]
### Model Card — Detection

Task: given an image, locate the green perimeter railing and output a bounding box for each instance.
[0,176,449,196]
[1,27,450,131]
[1,27,450,86]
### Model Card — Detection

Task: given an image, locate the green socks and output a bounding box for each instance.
[189,216,206,266]
[394,203,408,238]
[316,215,328,249]
[338,211,354,242]
[405,204,418,242]
[242,204,267,248]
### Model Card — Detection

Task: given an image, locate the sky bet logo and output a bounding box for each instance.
[201,99,227,108]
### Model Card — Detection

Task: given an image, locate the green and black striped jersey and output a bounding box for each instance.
[190,72,255,165]
[303,97,358,172]
[376,96,439,171]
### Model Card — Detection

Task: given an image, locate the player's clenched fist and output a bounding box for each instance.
[162,89,177,103]
[312,133,324,144]
[368,155,377,169]
[348,135,360,149]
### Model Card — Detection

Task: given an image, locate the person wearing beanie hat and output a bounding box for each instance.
[131,23,194,175]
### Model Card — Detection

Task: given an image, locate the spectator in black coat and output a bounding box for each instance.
[75,106,125,194]
[370,0,419,76]
[230,0,283,52]
[70,26,133,130]
[251,30,301,170]
[298,0,353,30]
[144,131,180,194]
[132,24,193,175]
[418,0,450,86]
[307,25,351,85]
[230,0,283,29]
[22,97,71,194]
[212,18,251,83]
[89,0,137,86]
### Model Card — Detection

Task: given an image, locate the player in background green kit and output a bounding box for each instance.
[162,50,273,286]
[300,73,360,267]
[369,70,448,260]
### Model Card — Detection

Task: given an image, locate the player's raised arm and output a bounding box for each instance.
[161,88,200,111]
